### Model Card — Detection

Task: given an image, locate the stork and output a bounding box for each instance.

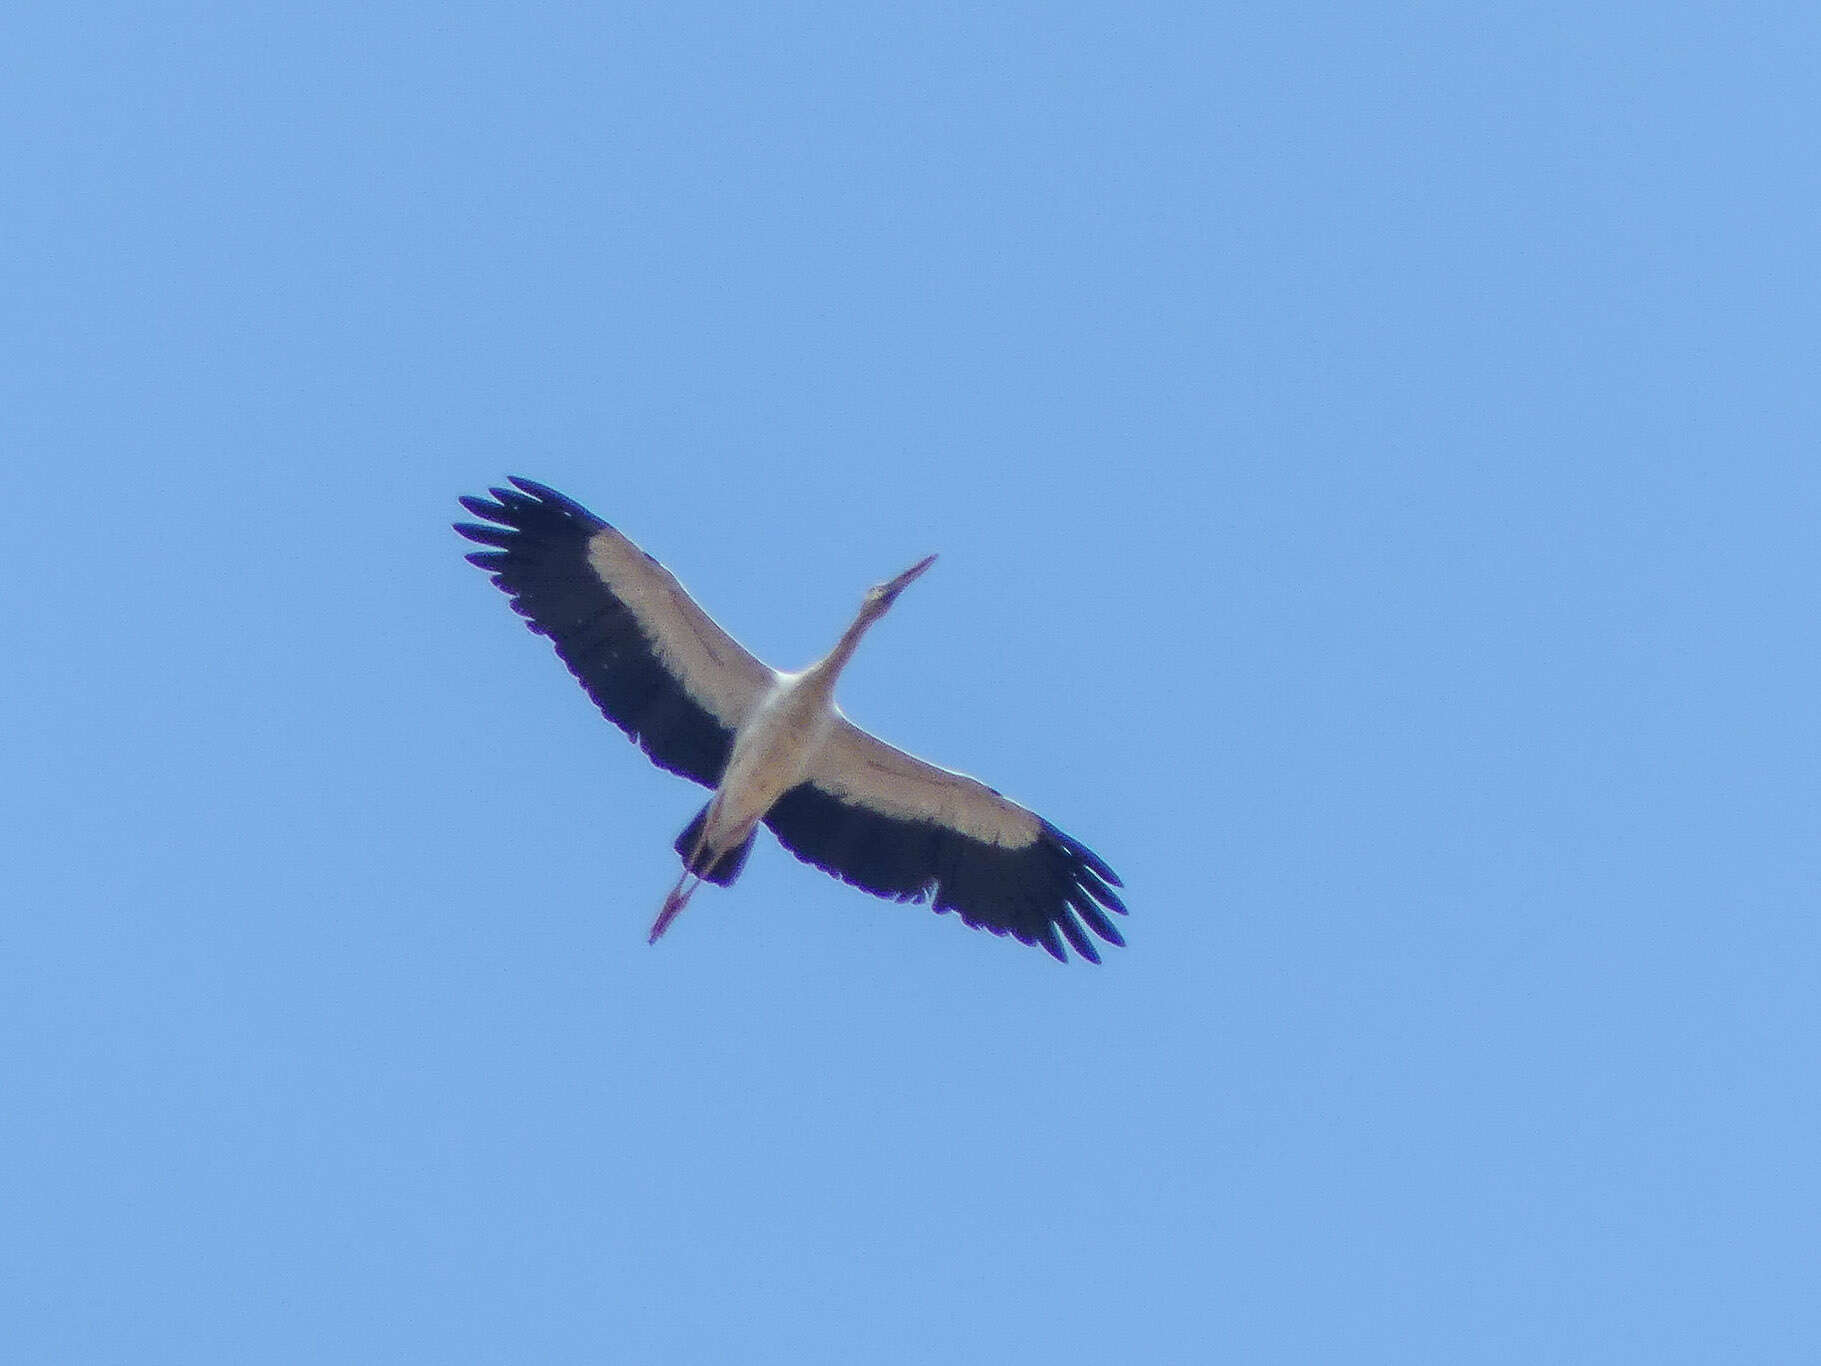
[454,478,1127,962]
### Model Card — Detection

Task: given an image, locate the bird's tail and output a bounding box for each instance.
[673,804,756,886]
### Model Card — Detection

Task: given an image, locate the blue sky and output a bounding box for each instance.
[5,3,1818,1361]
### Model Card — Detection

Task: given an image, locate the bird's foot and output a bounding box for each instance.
[648,879,696,944]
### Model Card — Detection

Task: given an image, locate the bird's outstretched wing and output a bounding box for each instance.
[764,719,1126,962]
[455,478,776,787]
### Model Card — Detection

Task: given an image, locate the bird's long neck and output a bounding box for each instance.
[802,603,884,697]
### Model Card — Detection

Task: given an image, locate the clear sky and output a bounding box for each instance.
[5,4,1818,1362]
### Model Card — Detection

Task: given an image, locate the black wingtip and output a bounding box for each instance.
[476,476,606,531]
[1070,895,1127,948]
[1070,834,1124,888]
[487,485,539,513]
[1056,912,1102,964]
[453,522,514,548]
[1079,869,1128,917]
[508,475,563,502]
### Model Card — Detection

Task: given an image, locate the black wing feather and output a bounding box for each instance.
[763,784,1127,963]
[455,478,736,787]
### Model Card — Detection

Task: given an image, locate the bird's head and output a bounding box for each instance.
[862,553,937,621]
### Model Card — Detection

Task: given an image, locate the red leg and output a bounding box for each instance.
[649,872,699,944]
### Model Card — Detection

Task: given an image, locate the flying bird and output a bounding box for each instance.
[454,478,1126,962]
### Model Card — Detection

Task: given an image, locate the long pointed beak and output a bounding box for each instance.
[884,554,938,597]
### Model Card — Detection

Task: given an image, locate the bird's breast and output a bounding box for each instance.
[715,675,837,827]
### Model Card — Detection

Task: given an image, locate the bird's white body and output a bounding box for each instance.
[701,667,838,851]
